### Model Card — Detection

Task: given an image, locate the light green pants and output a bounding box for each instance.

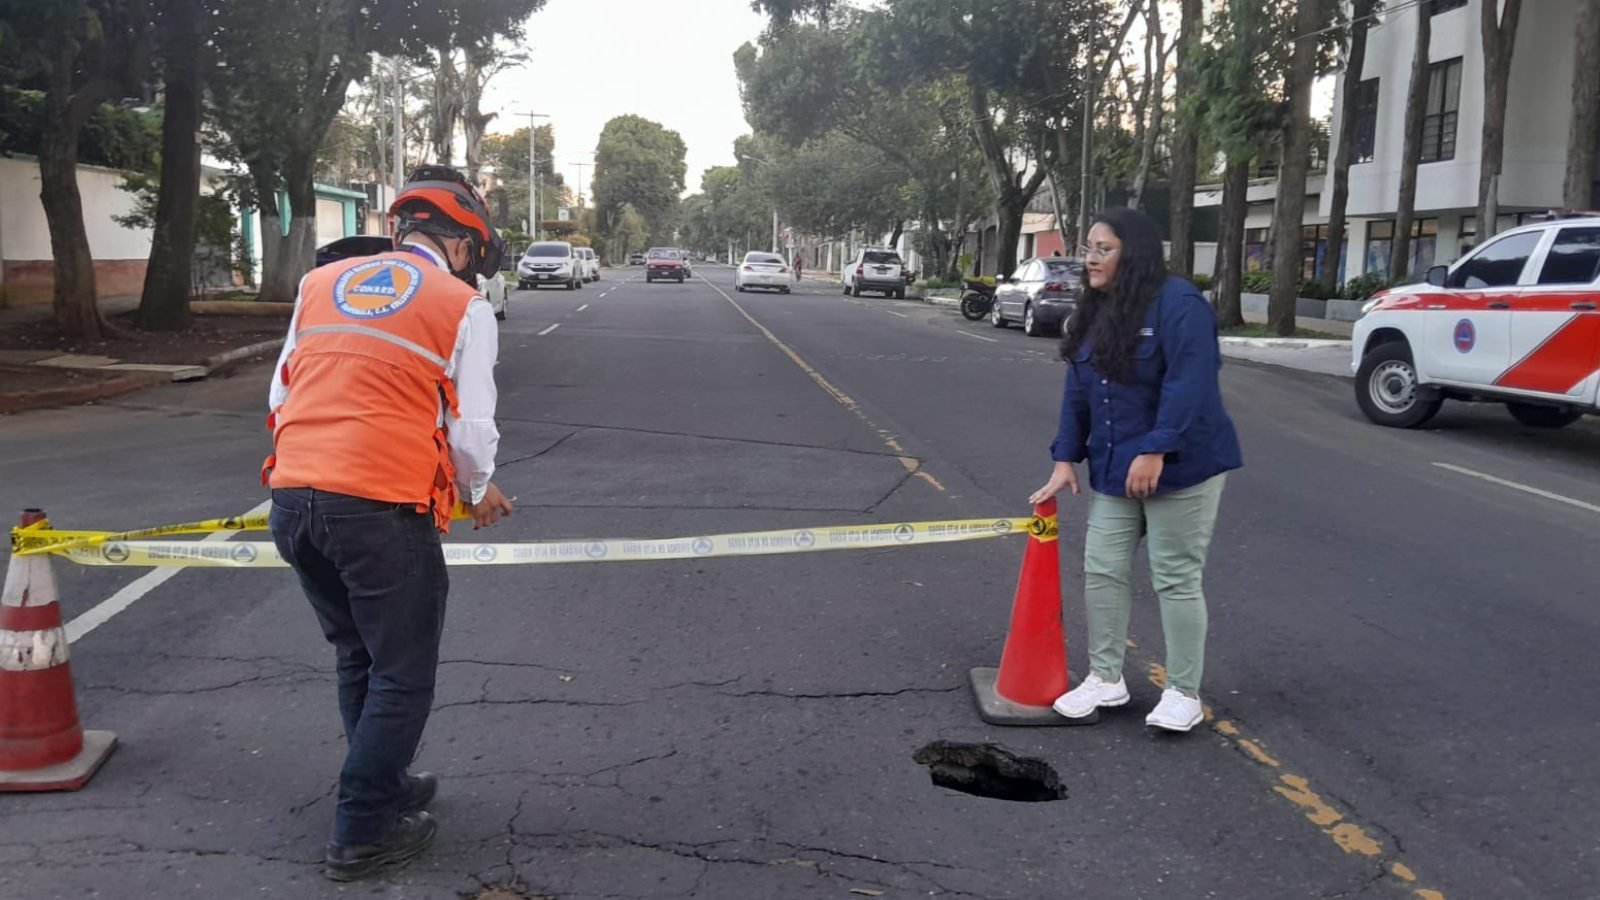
[1082,474,1227,697]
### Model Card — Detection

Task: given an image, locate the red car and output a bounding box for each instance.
[645,247,686,283]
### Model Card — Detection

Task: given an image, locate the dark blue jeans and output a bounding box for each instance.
[269,488,448,846]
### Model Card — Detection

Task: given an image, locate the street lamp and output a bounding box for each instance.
[737,151,781,255]
[521,112,550,242]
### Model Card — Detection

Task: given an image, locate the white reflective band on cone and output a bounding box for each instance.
[0,627,70,672]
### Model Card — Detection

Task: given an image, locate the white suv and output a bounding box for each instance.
[1352,214,1600,429]
[843,248,905,298]
[575,247,600,282]
[517,241,583,290]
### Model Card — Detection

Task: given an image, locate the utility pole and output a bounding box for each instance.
[572,161,589,209]
[1076,26,1095,249]
[771,207,779,254]
[521,112,549,243]
[392,58,405,195]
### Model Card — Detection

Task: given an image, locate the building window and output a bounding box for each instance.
[1351,79,1379,164]
[1363,218,1437,278]
[1421,58,1463,163]
[1244,228,1269,271]
[1429,0,1467,14]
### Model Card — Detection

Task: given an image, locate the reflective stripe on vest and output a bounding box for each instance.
[295,323,451,369]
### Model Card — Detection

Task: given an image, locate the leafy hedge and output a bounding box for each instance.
[0,87,161,172]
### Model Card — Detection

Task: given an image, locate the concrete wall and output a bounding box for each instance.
[0,155,151,307]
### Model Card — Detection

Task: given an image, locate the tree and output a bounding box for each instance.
[479,124,562,230]
[1477,0,1523,241]
[592,115,686,249]
[462,43,527,183]
[1390,7,1430,282]
[1130,0,1175,211]
[1168,0,1204,276]
[1564,0,1600,210]
[209,0,544,302]
[1266,0,1333,335]
[1189,0,1291,329]
[0,0,151,338]
[1319,0,1376,294]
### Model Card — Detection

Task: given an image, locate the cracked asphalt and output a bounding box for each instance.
[2,264,1598,899]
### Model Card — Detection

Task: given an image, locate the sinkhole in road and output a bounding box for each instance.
[913,741,1066,802]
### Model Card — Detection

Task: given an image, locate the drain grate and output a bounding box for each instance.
[913,741,1066,802]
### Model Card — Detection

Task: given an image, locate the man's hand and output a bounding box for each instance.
[1029,461,1080,506]
[469,483,514,529]
[1125,453,1165,499]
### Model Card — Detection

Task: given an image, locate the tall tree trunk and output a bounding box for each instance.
[1131,0,1168,211]
[1214,155,1250,329]
[1391,8,1431,282]
[1564,0,1600,209]
[1267,0,1325,336]
[39,50,107,339]
[1167,0,1203,276]
[966,83,1043,278]
[138,0,202,331]
[1478,0,1524,241]
[255,163,318,303]
[1320,0,1376,294]
[429,46,460,166]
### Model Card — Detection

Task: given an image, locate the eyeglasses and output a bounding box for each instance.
[1078,244,1120,262]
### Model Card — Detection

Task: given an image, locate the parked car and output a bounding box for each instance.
[735,251,792,293]
[477,271,508,320]
[678,250,694,278]
[517,241,583,290]
[1352,213,1600,429]
[842,248,905,298]
[989,257,1085,336]
[573,246,600,282]
[628,251,647,266]
[645,247,686,283]
[314,235,392,268]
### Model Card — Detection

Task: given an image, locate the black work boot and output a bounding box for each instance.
[323,811,438,882]
[400,772,438,814]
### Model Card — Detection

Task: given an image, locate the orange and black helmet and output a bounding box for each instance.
[389,165,504,281]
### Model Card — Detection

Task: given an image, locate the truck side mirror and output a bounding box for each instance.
[1425,265,1448,287]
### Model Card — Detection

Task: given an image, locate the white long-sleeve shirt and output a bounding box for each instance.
[268,242,501,504]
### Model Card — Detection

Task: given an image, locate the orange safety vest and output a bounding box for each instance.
[262,249,475,532]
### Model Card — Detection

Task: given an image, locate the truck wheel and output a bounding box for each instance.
[1506,402,1584,429]
[1355,341,1442,428]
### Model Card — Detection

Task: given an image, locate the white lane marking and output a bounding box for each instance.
[1431,462,1600,515]
[66,499,271,643]
[538,324,560,336]
[576,304,589,312]
[886,311,909,319]
[956,331,999,344]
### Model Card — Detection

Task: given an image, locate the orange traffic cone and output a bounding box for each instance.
[1,509,116,791]
[968,498,1097,726]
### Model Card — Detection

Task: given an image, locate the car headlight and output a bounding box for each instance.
[1360,297,1382,315]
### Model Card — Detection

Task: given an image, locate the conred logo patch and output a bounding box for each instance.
[333,259,422,319]
[1453,318,1476,353]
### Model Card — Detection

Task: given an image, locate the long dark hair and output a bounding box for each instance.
[1060,207,1170,381]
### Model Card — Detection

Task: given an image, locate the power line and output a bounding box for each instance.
[1294,0,1431,43]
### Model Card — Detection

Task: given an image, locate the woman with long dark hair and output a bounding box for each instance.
[1029,207,1241,732]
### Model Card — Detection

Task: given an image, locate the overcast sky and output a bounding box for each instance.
[483,0,770,201]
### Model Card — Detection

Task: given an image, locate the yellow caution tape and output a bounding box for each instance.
[14,514,1042,569]
[1028,513,1059,542]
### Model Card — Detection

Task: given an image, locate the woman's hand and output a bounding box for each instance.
[1125,453,1165,499]
[1029,462,1080,505]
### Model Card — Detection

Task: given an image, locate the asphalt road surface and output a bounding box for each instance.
[2,264,1597,900]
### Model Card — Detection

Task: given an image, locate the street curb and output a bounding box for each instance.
[191,301,295,317]
[1222,352,1354,381]
[202,338,284,375]
[0,367,170,415]
[908,292,961,309]
[1219,336,1349,349]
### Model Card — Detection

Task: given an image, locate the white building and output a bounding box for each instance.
[1323,0,1582,280]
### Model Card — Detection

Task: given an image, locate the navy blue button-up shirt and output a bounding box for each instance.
[1049,276,1242,496]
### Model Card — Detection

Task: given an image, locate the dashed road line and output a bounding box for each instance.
[537,324,560,336]
[576,304,589,312]
[1432,462,1600,515]
[65,500,271,643]
[956,331,999,344]
[886,310,909,319]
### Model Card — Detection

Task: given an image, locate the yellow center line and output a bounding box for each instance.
[1142,667,1447,897]
[708,279,946,493]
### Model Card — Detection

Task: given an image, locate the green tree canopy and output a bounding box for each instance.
[593,115,686,247]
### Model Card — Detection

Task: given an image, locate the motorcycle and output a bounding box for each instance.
[959,278,997,321]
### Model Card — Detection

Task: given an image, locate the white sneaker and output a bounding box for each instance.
[1146,688,1204,732]
[1052,673,1129,719]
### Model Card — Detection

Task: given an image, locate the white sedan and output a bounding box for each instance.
[735,251,793,293]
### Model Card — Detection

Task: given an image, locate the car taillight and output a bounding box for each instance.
[856,265,864,275]
[1044,281,1067,293]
